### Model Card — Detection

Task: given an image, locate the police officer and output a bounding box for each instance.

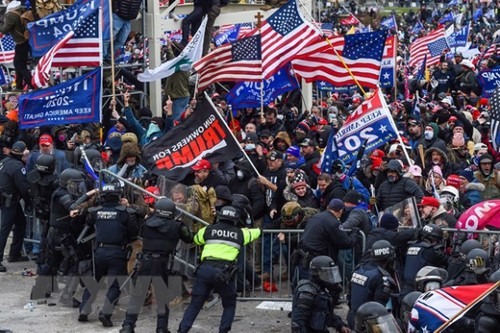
[414,266,448,292]
[401,224,448,299]
[397,291,422,332]
[348,240,400,328]
[291,255,349,333]
[445,248,490,286]
[177,205,261,333]
[0,141,30,272]
[79,184,139,327]
[474,269,500,333]
[353,301,402,333]
[120,198,193,333]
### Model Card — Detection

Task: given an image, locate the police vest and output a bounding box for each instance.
[198,222,244,261]
[91,205,132,246]
[348,263,383,326]
[294,280,332,332]
[49,188,74,229]
[142,216,182,254]
[403,241,432,284]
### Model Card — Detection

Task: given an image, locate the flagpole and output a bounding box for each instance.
[297,0,367,97]
[203,91,262,177]
[394,36,398,103]
[108,0,116,99]
[434,281,500,333]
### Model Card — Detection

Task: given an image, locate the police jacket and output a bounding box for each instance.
[299,210,356,261]
[29,171,58,220]
[141,215,193,254]
[195,221,261,262]
[403,241,449,285]
[88,202,139,246]
[347,262,390,328]
[291,279,346,333]
[0,155,30,202]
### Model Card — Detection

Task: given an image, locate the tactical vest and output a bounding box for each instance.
[403,241,432,284]
[204,223,244,250]
[91,205,131,246]
[294,280,332,332]
[142,216,182,254]
[49,188,73,229]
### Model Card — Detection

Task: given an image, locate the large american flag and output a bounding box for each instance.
[409,27,448,70]
[490,86,500,151]
[0,34,15,63]
[193,35,262,91]
[51,8,101,67]
[32,31,74,89]
[291,30,387,89]
[245,0,320,79]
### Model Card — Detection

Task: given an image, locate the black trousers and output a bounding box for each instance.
[14,40,32,89]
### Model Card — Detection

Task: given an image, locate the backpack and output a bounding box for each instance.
[186,185,217,232]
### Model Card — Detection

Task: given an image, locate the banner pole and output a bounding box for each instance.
[107,0,116,99]
[203,91,262,178]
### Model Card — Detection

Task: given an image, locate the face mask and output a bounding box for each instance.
[58,134,66,142]
[245,143,255,151]
[424,131,434,140]
[126,160,136,167]
[387,175,397,183]
[236,170,245,180]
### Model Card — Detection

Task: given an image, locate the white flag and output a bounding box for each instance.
[138,16,207,82]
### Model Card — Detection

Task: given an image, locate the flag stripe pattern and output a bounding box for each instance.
[292,30,387,89]
[0,34,15,63]
[52,9,101,67]
[32,31,75,89]
[410,27,448,70]
[490,86,500,151]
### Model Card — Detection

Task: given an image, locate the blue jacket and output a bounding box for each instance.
[123,106,173,146]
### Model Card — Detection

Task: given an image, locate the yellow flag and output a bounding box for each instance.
[347,26,356,35]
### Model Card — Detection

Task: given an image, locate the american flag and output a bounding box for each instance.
[312,22,334,38]
[51,8,101,67]
[409,27,448,70]
[193,35,262,91]
[32,31,74,89]
[0,34,15,64]
[291,30,387,89]
[245,0,320,79]
[490,86,500,151]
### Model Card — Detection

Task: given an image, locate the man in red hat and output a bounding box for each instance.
[417,196,457,228]
[186,158,228,189]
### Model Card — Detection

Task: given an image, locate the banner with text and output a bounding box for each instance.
[334,88,398,164]
[478,66,500,98]
[379,36,396,88]
[18,67,102,129]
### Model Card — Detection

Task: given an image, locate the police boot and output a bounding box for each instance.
[119,325,135,333]
[98,312,113,327]
[60,294,81,308]
[0,262,6,273]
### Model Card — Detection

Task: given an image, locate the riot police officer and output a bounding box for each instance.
[353,301,402,333]
[291,255,349,333]
[177,205,261,333]
[414,266,448,292]
[474,269,500,333]
[445,248,490,286]
[348,240,400,328]
[401,224,448,299]
[78,184,139,327]
[0,141,31,272]
[397,291,422,331]
[120,198,193,333]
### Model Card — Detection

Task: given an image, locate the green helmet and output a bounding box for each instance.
[281,202,303,226]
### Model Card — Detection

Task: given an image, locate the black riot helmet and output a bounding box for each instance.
[370,240,396,264]
[466,248,489,275]
[399,291,422,330]
[154,198,176,219]
[35,154,56,174]
[217,206,243,226]
[354,301,402,333]
[420,224,443,243]
[59,168,86,196]
[309,255,342,285]
[415,266,448,292]
[100,183,122,202]
[231,193,254,227]
[459,239,482,256]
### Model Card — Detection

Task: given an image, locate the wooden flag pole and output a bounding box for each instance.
[254,11,265,121]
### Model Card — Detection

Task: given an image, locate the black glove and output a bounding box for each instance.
[349,226,360,235]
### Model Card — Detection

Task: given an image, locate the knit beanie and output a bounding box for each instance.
[380,213,399,230]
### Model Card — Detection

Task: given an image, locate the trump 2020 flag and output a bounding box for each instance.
[489,86,500,151]
[28,2,101,67]
[226,64,298,108]
[380,15,397,30]
[334,88,398,165]
[138,16,207,82]
[379,35,396,88]
[18,67,102,129]
[142,98,242,182]
[409,283,496,333]
[411,21,424,35]
[446,22,470,48]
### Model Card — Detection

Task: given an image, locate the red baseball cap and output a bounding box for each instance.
[39,134,53,145]
[143,186,160,205]
[417,196,440,208]
[191,159,211,171]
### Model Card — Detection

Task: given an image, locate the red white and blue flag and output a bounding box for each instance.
[0,34,15,63]
[409,283,495,333]
[379,35,397,88]
[409,27,448,70]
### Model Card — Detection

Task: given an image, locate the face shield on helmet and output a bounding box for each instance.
[364,313,403,333]
[423,281,442,292]
[317,265,342,285]
[67,179,87,196]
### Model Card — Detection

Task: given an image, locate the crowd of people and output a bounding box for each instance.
[2,0,500,332]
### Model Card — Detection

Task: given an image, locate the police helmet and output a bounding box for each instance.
[83,148,104,171]
[415,266,448,292]
[489,269,500,312]
[281,202,303,227]
[217,206,243,226]
[354,301,402,333]
[420,224,443,243]
[399,291,422,328]
[35,154,56,174]
[309,255,342,285]
[370,240,396,263]
[101,183,122,201]
[154,198,176,219]
[231,194,253,227]
[60,168,85,187]
[466,248,489,275]
[459,239,481,256]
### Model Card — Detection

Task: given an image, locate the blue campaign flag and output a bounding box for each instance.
[473,8,483,22]
[448,23,470,48]
[380,15,397,30]
[317,80,334,91]
[18,67,102,129]
[439,12,455,24]
[447,0,459,6]
[478,66,500,98]
[321,126,339,174]
[0,68,7,85]
[28,0,99,57]
[416,54,427,82]
[411,21,424,35]
[214,25,240,47]
[226,64,298,108]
